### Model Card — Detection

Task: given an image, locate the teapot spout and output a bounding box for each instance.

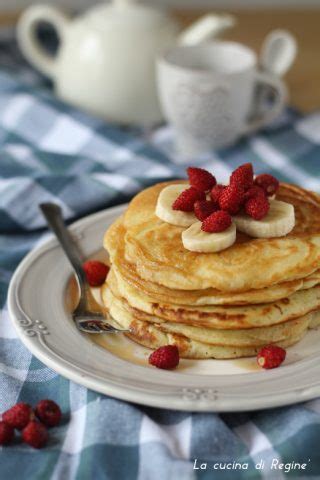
[179,13,236,45]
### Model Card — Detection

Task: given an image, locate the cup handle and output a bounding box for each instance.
[17,5,69,79]
[241,71,287,135]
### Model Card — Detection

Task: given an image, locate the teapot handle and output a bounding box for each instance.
[17,5,69,79]
[179,14,235,45]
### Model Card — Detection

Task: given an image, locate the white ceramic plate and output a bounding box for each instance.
[8,205,320,411]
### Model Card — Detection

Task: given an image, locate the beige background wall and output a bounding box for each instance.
[1,0,320,11]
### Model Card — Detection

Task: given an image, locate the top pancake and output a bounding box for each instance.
[116,181,320,292]
[105,218,320,305]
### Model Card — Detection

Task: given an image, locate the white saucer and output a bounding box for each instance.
[8,205,320,411]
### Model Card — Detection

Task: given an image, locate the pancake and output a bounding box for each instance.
[114,181,320,292]
[127,321,304,359]
[115,256,320,306]
[107,266,320,329]
[102,283,319,348]
[102,283,320,359]
[106,217,320,306]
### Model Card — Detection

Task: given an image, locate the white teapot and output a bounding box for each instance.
[17,0,234,126]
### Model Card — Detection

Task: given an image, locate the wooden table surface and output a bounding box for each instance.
[1,8,319,113]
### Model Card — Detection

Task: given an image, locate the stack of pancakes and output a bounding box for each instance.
[102,181,320,359]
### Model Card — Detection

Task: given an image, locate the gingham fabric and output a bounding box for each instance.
[1,40,320,480]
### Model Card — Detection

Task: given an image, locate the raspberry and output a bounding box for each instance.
[219,185,244,215]
[257,345,286,369]
[244,185,266,201]
[35,399,62,428]
[210,184,225,203]
[194,200,218,221]
[187,167,216,192]
[255,174,279,196]
[22,421,48,449]
[3,402,33,430]
[172,187,205,212]
[149,345,179,370]
[83,260,109,287]
[230,163,254,191]
[245,195,270,220]
[0,421,14,445]
[201,210,232,233]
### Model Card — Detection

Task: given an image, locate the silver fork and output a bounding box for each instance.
[39,202,131,334]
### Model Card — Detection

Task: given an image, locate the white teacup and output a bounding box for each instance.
[157,41,287,156]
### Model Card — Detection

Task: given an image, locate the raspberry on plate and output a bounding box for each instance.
[210,184,225,203]
[255,174,279,196]
[230,163,254,191]
[187,167,216,192]
[257,345,286,369]
[245,195,270,220]
[22,421,48,449]
[0,421,14,445]
[35,399,62,428]
[244,185,266,201]
[83,260,109,287]
[194,200,218,221]
[219,185,244,215]
[172,186,205,212]
[149,345,179,370]
[2,402,33,430]
[201,210,232,233]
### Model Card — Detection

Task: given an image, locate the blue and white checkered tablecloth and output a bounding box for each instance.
[1,40,320,480]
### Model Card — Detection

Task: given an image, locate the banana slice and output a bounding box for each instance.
[234,200,295,238]
[155,184,196,227]
[182,221,236,253]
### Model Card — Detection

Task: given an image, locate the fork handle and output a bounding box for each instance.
[39,203,87,299]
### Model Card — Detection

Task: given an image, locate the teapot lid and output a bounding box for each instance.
[86,0,174,30]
